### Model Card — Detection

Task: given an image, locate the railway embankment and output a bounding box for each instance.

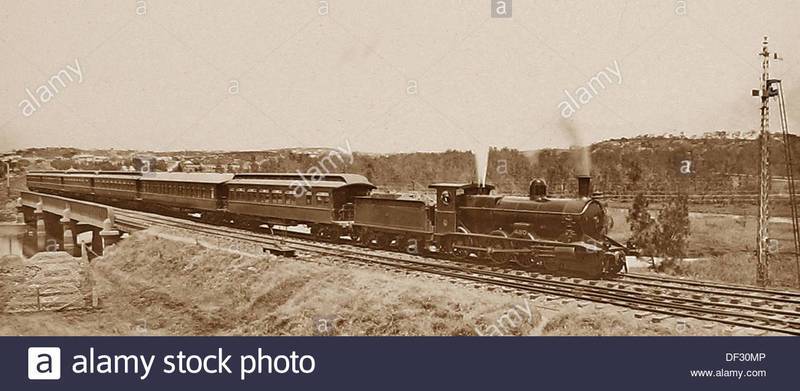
[0,231,740,336]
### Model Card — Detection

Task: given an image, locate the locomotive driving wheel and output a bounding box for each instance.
[485,230,513,265]
[513,231,538,269]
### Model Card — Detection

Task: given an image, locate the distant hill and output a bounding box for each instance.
[12,131,800,196]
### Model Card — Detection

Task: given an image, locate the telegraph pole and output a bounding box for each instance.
[755,36,773,287]
[775,79,800,287]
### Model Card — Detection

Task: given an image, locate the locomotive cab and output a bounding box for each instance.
[428,183,494,234]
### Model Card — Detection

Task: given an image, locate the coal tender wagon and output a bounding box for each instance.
[352,195,433,252]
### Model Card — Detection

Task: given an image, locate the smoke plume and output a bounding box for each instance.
[560,118,591,176]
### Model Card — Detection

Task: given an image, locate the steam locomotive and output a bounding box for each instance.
[26,170,631,277]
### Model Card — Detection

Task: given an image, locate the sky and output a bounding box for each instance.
[1,0,799,154]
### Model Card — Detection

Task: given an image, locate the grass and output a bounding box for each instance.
[1,232,549,336]
[657,253,799,289]
[0,230,740,335]
[542,309,732,336]
[609,204,800,289]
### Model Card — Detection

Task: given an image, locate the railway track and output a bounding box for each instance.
[111,207,800,335]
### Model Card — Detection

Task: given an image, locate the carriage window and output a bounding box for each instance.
[259,189,269,203]
[284,190,295,205]
[247,187,257,201]
[315,192,330,205]
[306,192,313,205]
[271,190,283,204]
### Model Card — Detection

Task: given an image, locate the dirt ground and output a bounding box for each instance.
[0,230,741,336]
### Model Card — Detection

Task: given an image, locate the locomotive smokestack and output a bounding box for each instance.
[577,175,591,198]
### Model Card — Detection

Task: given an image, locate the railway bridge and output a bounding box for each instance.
[1,191,123,258]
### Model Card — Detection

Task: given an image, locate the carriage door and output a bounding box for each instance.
[429,184,461,234]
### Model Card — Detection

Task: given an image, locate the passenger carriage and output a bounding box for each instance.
[139,173,234,211]
[61,172,96,195]
[224,173,375,237]
[91,172,141,201]
[26,171,65,193]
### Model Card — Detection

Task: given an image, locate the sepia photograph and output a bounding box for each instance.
[1,1,798,388]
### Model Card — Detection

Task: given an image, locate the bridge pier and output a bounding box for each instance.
[91,227,104,257]
[43,211,63,252]
[0,206,27,256]
[35,209,46,252]
[61,219,78,257]
[100,215,120,249]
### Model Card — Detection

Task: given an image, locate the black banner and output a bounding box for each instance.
[2,336,795,390]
